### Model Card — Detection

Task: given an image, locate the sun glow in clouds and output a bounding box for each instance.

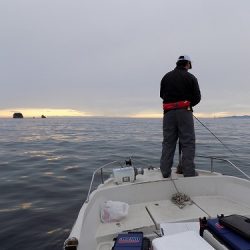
[130,112,163,118]
[0,108,90,118]
[1,108,248,119]
[194,112,248,118]
[129,111,248,119]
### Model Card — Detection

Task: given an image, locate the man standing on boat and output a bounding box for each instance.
[160,55,201,177]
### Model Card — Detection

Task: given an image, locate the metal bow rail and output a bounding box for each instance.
[86,156,250,202]
[196,155,250,179]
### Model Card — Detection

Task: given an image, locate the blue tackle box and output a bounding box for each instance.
[112,232,146,250]
[207,218,250,250]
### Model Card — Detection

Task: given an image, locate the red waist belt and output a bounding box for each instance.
[163,100,191,111]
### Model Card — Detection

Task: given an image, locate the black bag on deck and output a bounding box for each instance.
[218,214,250,240]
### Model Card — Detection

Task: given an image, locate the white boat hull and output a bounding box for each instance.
[65,168,250,250]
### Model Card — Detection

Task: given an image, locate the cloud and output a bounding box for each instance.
[0,0,250,116]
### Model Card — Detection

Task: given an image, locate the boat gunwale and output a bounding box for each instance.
[86,155,250,202]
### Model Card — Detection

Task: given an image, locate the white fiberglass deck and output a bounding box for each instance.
[69,168,250,250]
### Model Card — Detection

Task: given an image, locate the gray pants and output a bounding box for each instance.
[160,109,196,177]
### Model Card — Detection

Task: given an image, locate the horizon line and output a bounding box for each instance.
[1,114,250,119]
[1,108,249,119]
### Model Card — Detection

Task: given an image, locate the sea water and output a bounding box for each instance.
[0,117,249,250]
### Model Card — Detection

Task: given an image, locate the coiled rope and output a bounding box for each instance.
[170,176,193,208]
[171,192,193,209]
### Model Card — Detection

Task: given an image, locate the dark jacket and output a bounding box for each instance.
[160,66,201,107]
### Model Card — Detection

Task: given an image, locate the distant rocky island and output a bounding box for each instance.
[13,112,23,118]
[12,113,47,118]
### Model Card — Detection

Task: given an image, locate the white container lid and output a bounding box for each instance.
[152,230,215,250]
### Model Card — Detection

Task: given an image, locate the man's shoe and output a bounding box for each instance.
[162,173,171,178]
[176,164,183,174]
[176,169,183,174]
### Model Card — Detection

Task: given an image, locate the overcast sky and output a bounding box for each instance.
[1,0,250,117]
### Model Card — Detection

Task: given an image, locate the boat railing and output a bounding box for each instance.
[196,155,250,180]
[86,156,250,202]
[86,160,119,202]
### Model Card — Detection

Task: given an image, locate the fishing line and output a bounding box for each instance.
[193,114,235,155]
[193,115,250,180]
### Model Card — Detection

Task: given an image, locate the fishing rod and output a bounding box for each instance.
[192,115,250,180]
[193,114,235,155]
[177,114,236,173]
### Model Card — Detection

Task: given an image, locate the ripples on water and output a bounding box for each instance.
[0,117,250,250]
